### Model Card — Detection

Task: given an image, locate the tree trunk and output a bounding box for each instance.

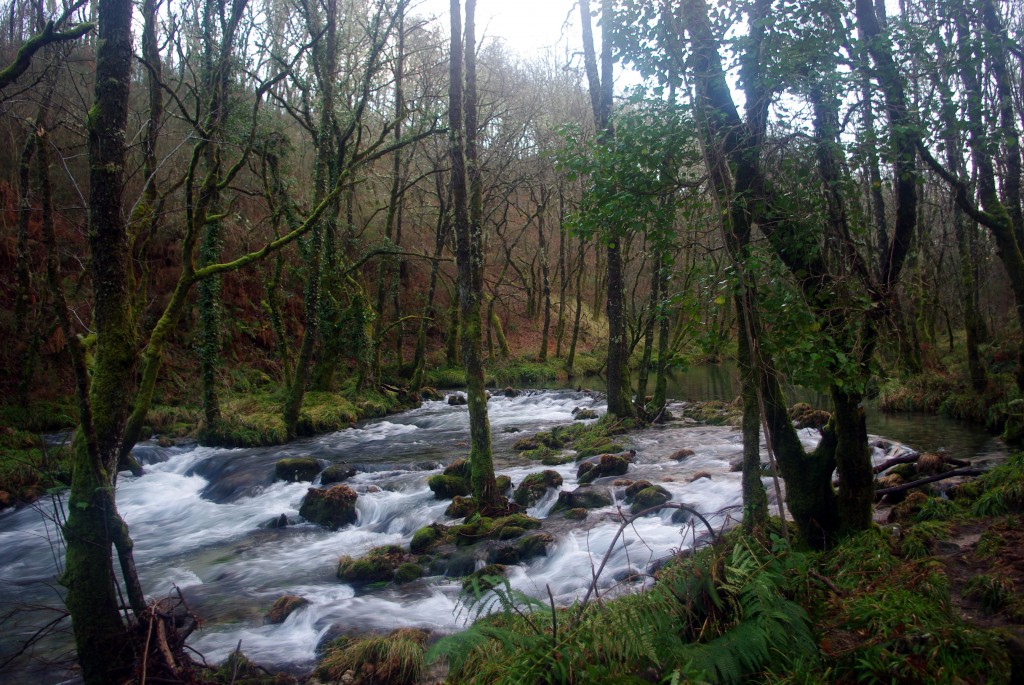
[566,239,585,375]
[452,0,497,506]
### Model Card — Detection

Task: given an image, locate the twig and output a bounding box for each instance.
[140,606,155,685]
[546,585,558,645]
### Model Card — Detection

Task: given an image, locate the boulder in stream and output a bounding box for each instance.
[320,462,357,484]
[337,544,418,587]
[264,594,309,624]
[551,485,613,513]
[410,523,447,554]
[299,484,358,529]
[513,470,563,506]
[577,453,630,484]
[669,448,695,461]
[627,483,672,514]
[274,457,321,483]
[428,458,472,499]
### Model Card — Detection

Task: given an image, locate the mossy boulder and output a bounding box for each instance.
[552,486,613,513]
[681,400,742,426]
[265,594,309,624]
[428,474,471,500]
[516,532,554,560]
[447,394,468,406]
[574,441,625,459]
[888,490,930,523]
[577,454,630,484]
[445,495,476,518]
[573,408,599,420]
[275,457,321,483]
[565,507,588,520]
[462,564,508,591]
[449,514,541,546]
[299,484,358,529]
[513,436,540,451]
[337,545,417,586]
[420,386,444,401]
[496,474,513,493]
[394,562,424,584]
[504,387,521,397]
[320,462,356,485]
[513,470,563,506]
[629,484,672,514]
[410,524,447,554]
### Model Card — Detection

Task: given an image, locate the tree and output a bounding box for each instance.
[450,0,499,507]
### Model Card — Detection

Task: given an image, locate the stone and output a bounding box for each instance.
[551,485,612,513]
[516,532,554,560]
[337,545,416,586]
[299,484,358,529]
[668,448,695,461]
[629,485,672,514]
[573,408,599,420]
[321,462,357,484]
[513,470,563,506]
[274,457,321,483]
[504,387,521,398]
[420,386,443,401]
[265,594,309,624]
[447,394,468,406]
[445,495,476,518]
[496,475,513,493]
[565,508,588,520]
[428,474,470,500]
[410,524,446,553]
[461,564,507,591]
[577,453,629,484]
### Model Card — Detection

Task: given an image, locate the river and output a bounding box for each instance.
[0,374,1005,682]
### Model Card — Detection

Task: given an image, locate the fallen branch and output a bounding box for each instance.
[874,466,984,496]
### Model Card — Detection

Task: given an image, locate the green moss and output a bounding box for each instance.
[337,545,411,585]
[299,485,358,529]
[629,485,672,514]
[394,562,424,584]
[513,470,563,506]
[428,474,471,500]
[274,457,320,483]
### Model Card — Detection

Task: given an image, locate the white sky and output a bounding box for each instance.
[413,0,586,60]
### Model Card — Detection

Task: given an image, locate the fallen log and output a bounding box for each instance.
[874,466,984,497]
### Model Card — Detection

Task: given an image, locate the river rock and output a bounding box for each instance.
[669,448,695,461]
[428,474,470,500]
[265,594,309,624]
[628,484,672,514]
[445,495,476,518]
[513,470,563,506]
[447,393,468,406]
[337,545,418,586]
[496,474,513,493]
[410,523,447,553]
[320,462,357,484]
[551,485,613,513]
[299,484,358,529]
[262,513,289,529]
[275,457,321,483]
[504,387,521,397]
[420,386,443,401]
[573,408,600,420]
[577,453,630,484]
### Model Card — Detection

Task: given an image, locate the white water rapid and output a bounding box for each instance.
[0,389,846,682]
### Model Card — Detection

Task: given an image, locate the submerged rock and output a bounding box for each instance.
[275,457,321,483]
[299,484,358,529]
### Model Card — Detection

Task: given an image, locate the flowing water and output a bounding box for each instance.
[0,378,1006,682]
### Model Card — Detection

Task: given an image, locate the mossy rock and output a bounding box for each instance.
[574,441,625,459]
[624,480,654,499]
[394,562,424,584]
[337,545,414,586]
[539,450,574,465]
[299,484,358,529]
[629,485,672,514]
[410,524,446,553]
[552,486,613,513]
[513,436,540,451]
[795,409,831,429]
[498,525,526,540]
[496,474,513,493]
[577,454,630,484]
[264,594,309,625]
[536,431,569,449]
[573,408,599,420]
[275,457,321,483]
[444,458,472,480]
[446,495,476,518]
[516,532,554,560]
[449,514,541,545]
[513,470,563,506]
[420,386,444,401]
[320,462,356,485]
[888,490,930,523]
[428,474,470,500]
[447,394,468,406]
[461,564,508,591]
[565,507,588,520]
[681,400,742,427]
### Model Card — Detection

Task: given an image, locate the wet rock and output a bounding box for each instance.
[504,387,521,398]
[565,507,588,520]
[429,550,477,577]
[337,545,417,586]
[420,386,443,401]
[428,474,471,500]
[445,495,476,518]
[275,457,321,483]
[513,470,563,506]
[502,426,522,433]
[669,448,695,461]
[299,484,358,529]
[448,514,542,545]
[730,457,743,473]
[516,532,554,561]
[447,394,467,406]
[671,506,694,524]
[613,568,642,583]
[790,403,831,429]
[629,484,672,514]
[321,462,357,484]
[193,453,276,503]
[577,454,630,484]
[262,513,290,529]
[496,474,513,493]
[513,436,540,451]
[265,594,309,624]
[461,564,508,591]
[689,471,712,482]
[573,408,599,420]
[394,562,423,584]
[410,523,447,554]
[551,485,613,513]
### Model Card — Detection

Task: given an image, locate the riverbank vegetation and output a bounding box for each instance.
[4,0,1024,679]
